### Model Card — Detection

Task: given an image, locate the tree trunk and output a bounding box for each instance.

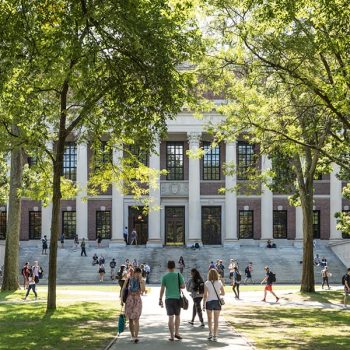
[46,141,65,311]
[300,184,315,293]
[1,128,23,291]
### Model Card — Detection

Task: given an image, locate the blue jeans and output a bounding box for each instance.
[25,284,37,298]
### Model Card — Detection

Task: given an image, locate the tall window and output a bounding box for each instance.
[237,142,255,180]
[63,142,77,181]
[202,142,220,180]
[96,211,111,239]
[29,211,41,240]
[128,145,148,166]
[0,211,6,240]
[202,206,222,244]
[166,142,184,180]
[239,210,254,238]
[273,210,287,238]
[313,210,321,239]
[62,211,76,239]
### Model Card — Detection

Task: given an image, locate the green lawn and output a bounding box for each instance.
[0,286,121,350]
[224,284,301,293]
[225,290,350,350]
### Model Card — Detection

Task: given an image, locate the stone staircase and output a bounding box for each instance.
[18,240,346,285]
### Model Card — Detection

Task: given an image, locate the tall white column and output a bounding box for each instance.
[111,147,125,245]
[42,203,52,240]
[224,142,238,244]
[76,143,88,239]
[261,155,273,240]
[295,206,303,240]
[187,132,202,246]
[330,163,342,240]
[147,140,162,247]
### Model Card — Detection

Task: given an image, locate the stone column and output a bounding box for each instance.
[187,132,202,246]
[261,155,273,240]
[330,163,342,240]
[147,140,162,247]
[111,147,125,246]
[41,203,53,240]
[224,142,238,245]
[76,143,88,239]
[295,206,303,240]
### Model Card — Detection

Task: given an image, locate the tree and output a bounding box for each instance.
[198,0,345,292]
[0,0,202,309]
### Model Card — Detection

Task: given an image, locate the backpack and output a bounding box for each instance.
[141,269,147,278]
[236,272,242,282]
[245,266,250,274]
[194,279,204,294]
[342,274,347,285]
[269,271,276,283]
[129,278,140,293]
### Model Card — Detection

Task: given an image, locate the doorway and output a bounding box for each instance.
[165,206,185,246]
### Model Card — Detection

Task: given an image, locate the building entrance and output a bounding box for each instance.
[165,206,185,245]
[202,206,222,245]
[128,207,148,245]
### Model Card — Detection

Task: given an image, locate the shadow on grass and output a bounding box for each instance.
[226,306,350,350]
[298,290,344,304]
[0,290,20,301]
[0,301,118,350]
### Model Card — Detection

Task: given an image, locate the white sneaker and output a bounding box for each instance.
[212,336,217,342]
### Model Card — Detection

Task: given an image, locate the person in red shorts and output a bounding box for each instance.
[261,266,279,303]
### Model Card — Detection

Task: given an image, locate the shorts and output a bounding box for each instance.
[206,300,221,311]
[165,298,181,316]
[265,284,273,292]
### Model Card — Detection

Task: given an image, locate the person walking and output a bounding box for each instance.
[32,261,40,284]
[41,235,48,255]
[143,263,151,284]
[321,266,331,289]
[130,228,138,245]
[159,260,185,341]
[178,256,185,274]
[110,258,117,280]
[74,234,79,249]
[118,265,128,297]
[203,268,225,342]
[98,263,106,282]
[21,262,30,289]
[121,267,145,343]
[123,226,128,245]
[261,266,279,303]
[244,262,253,284]
[186,268,205,327]
[232,266,241,299]
[343,268,350,308]
[80,238,87,256]
[60,233,65,248]
[23,269,37,301]
[96,234,102,248]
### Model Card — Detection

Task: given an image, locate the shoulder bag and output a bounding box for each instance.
[178,273,189,310]
[122,279,130,303]
[211,281,225,305]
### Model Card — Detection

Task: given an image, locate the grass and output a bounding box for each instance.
[0,285,121,350]
[225,290,350,350]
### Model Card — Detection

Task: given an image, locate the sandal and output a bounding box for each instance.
[168,338,174,341]
[174,334,183,340]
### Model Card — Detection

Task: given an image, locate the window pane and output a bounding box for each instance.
[237,142,255,180]
[166,142,184,180]
[273,210,287,238]
[96,211,111,239]
[202,142,220,180]
[313,210,320,239]
[62,142,77,181]
[239,210,254,238]
[62,211,76,239]
[29,211,42,240]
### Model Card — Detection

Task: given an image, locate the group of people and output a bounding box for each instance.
[21,261,43,300]
[123,227,138,245]
[120,259,282,344]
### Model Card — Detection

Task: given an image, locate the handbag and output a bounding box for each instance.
[178,273,189,310]
[118,306,126,335]
[211,281,225,305]
[122,279,129,303]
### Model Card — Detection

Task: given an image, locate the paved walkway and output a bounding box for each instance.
[109,287,254,350]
